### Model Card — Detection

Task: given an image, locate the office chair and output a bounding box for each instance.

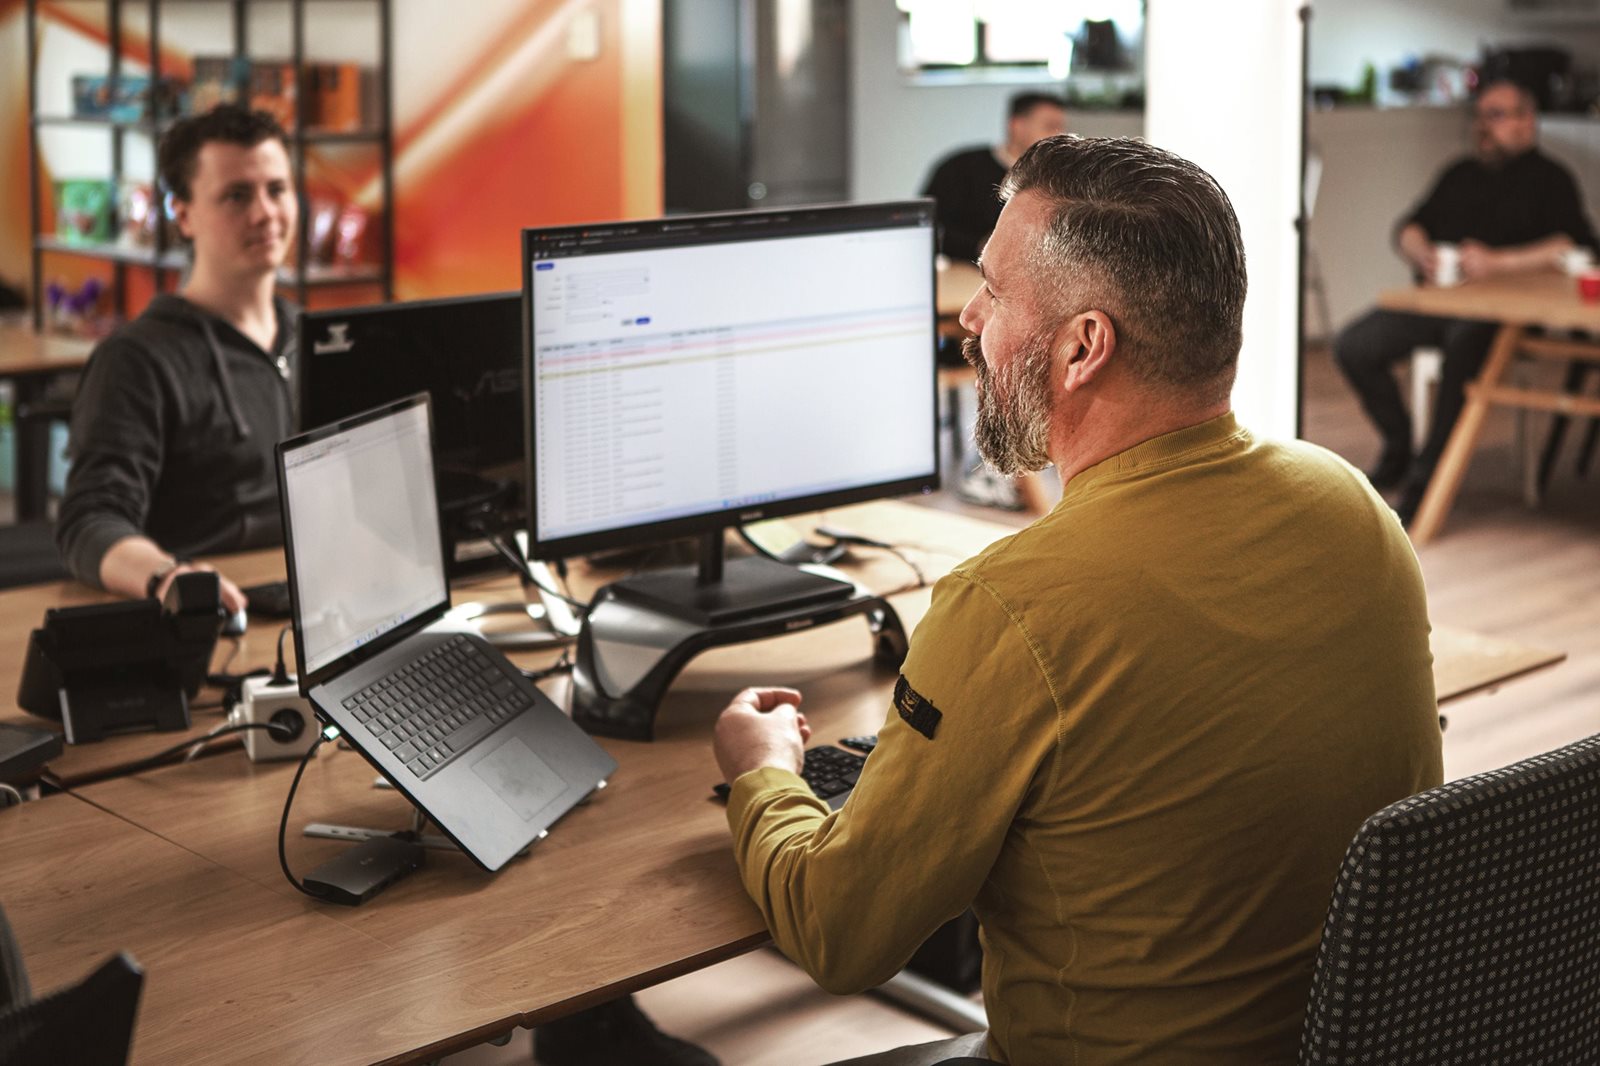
[1299,732,1600,1065]
[0,905,144,1066]
[0,522,68,589]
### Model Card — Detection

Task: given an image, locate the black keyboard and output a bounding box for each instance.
[341,635,523,781]
[839,734,878,754]
[713,745,866,805]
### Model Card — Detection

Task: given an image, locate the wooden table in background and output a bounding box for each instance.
[1376,272,1600,544]
[0,501,1568,1064]
[0,320,94,523]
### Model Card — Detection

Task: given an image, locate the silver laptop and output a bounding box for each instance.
[277,393,615,872]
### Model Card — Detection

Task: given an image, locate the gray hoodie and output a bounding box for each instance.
[56,293,298,587]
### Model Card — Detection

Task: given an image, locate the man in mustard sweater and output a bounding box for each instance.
[714,136,1443,1065]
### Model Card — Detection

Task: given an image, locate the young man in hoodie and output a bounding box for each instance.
[57,104,297,611]
[54,104,719,1066]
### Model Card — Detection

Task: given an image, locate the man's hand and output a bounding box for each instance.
[1459,240,1503,281]
[155,562,248,615]
[714,686,810,783]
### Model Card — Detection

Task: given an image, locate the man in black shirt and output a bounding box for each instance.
[921,91,1068,263]
[1334,79,1598,525]
[57,105,297,611]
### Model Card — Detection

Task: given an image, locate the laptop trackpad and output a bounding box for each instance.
[472,737,566,822]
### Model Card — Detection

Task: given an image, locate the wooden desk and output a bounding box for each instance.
[0,501,1568,1064]
[1376,273,1600,543]
[0,792,528,1065]
[0,320,94,522]
[936,259,981,332]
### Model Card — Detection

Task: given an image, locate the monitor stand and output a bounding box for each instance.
[570,531,910,741]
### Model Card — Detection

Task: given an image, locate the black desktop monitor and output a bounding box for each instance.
[521,200,939,625]
[298,293,524,557]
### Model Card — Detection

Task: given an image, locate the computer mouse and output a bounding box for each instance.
[221,606,249,637]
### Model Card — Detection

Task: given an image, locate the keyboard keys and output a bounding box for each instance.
[342,635,527,782]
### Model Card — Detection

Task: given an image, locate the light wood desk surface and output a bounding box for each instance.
[0,501,1567,1064]
[1376,272,1600,543]
[936,259,981,322]
[0,319,95,378]
[1376,271,1600,334]
[0,791,527,1065]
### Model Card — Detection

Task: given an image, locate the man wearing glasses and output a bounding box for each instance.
[1334,78,1598,527]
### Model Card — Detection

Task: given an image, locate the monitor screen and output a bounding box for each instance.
[522,201,939,560]
[279,395,449,679]
[298,293,523,502]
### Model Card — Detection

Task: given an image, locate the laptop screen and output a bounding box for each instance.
[280,396,450,677]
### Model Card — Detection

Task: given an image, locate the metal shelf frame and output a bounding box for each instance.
[25,0,395,328]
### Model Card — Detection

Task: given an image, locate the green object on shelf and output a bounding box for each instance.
[55,180,116,245]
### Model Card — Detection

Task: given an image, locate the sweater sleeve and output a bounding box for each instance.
[725,570,1060,994]
[55,337,170,587]
[1544,162,1599,252]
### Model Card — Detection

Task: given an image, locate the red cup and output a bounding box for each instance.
[1580,270,1600,303]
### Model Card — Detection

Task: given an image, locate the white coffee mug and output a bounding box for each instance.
[1434,243,1461,287]
[1562,247,1595,277]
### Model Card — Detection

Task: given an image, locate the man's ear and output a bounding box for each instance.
[1057,310,1117,395]
[169,195,194,241]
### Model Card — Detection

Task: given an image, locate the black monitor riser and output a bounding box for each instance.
[570,533,910,741]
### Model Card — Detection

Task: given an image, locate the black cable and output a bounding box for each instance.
[271,624,292,686]
[521,649,573,683]
[121,721,292,776]
[278,730,330,899]
[882,544,928,589]
[812,526,929,589]
[487,534,589,611]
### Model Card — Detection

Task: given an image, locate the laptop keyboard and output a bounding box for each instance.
[341,635,523,780]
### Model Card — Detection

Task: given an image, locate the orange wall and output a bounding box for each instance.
[0,0,662,315]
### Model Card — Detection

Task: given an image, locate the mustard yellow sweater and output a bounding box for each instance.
[728,413,1443,1064]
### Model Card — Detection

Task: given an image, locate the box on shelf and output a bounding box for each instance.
[54,180,115,245]
[249,60,297,129]
[71,73,185,122]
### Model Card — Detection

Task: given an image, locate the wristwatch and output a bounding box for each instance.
[146,558,188,599]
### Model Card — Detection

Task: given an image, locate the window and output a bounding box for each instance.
[897,0,1145,77]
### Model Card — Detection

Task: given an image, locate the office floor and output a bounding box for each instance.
[443,345,1600,1065]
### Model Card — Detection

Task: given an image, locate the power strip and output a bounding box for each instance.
[233,676,318,762]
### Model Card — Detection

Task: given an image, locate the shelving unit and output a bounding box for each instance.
[24,0,395,328]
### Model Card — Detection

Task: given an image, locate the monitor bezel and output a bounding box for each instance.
[296,290,524,474]
[277,392,453,695]
[520,199,941,562]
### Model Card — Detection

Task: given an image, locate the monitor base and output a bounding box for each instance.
[570,574,909,741]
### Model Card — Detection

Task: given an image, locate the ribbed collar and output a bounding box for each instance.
[1059,411,1250,505]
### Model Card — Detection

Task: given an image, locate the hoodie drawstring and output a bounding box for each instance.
[199,317,252,442]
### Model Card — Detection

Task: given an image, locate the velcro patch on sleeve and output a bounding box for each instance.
[893,675,942,741]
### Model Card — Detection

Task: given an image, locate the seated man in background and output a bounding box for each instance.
[715,136,1443,1065]
[56,104,298,610]
[920,91,1068,263]
[923,90,1068,512]
[1334,78,1597,525]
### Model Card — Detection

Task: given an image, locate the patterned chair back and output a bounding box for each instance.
[1299,733,1600,1064]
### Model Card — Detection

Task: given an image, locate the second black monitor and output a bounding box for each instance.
[298,292,524,544]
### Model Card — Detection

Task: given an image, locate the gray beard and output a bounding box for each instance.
[962,333,1054,477]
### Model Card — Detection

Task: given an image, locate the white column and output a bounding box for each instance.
[1145,0,1305,441]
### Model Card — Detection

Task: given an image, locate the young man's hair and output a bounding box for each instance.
[1001,135,1247,403]
[157,104,290,202]
[1008,91,1067,121]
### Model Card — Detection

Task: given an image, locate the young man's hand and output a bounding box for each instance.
[714,686,809,783]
